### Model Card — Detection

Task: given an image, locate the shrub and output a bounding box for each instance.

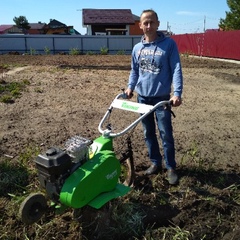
[69,48,80,55]
[100,46,108,55]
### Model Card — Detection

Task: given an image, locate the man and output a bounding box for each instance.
[125,9,183,185]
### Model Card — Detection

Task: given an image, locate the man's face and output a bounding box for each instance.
[139,12,160,35]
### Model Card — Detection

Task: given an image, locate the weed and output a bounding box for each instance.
[182,52,190,58]
[0,79,30,103]
[0,160,29,197]
[152,174,165,191]
[181,51,194,58]
[0,94,14,103]
[180,141,213,171]
[34,87,43,93]
[127,189,143,201]
[86,51,95,55]
[0,144,40,198]
[29,47,37,55]
[11,88,21,97]
[109,202,145,238]
[100,46,108,55]
[116,50,125,55]
[160,225,192,240]
[44,46,51,55]
[224,184,240,204]
[22,79,30,85]
[69,47,80,55]
[18,144,40,169]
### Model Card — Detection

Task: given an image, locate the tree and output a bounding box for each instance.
[219,0,240,30]
[13,16,30,33]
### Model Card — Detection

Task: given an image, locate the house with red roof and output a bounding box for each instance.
[82,9,142,35]
[0,20,79,35]
[0,25,22,34]
[28,22,47,34]
[0,23,46,34]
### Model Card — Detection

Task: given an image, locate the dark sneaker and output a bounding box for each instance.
[144,164,161,175]
[167,169,178,185]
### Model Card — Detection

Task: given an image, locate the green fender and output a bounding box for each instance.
[60,149,121,208]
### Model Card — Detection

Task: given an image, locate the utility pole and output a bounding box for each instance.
[203,15,206,32]
[167,21,171,34]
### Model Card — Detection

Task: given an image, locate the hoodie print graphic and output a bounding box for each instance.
[138,48,163,75]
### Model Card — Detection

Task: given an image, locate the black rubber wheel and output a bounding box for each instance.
[19,193,47,225]
[120,156,135,186]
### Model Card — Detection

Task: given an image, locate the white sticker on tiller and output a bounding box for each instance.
[111,99,153,114]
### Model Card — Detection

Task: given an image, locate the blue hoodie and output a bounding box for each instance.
[128,32,183,98]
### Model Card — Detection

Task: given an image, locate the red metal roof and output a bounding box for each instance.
[83,9,135,25]
[0,23,46,32]
[0,25,13,33]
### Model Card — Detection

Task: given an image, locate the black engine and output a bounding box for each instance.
[34,136,92,201]
[35,147,73,201]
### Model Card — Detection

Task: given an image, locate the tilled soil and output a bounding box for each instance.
[0,55,240,240]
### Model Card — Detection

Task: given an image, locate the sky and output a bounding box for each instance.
[0,0,230,35]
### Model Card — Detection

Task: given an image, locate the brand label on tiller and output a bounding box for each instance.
[121,102,139,111]
[111,99,153,114]
[106,169,117,179]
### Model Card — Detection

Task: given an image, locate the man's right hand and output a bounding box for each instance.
[125,88,134,99]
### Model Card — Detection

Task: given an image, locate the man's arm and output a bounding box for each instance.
[126,49,139,98]
[170,41,183,107]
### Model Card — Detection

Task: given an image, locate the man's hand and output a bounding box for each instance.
[170,96,182,107]
[125,88,134,99]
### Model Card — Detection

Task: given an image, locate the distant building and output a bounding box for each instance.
[82,9,172,36]
[0,25,13,34]
[0,23,46,34]
[28,22,46,34]
[205,28,220,32]
[0,25,22,34]
[43,19,80,35]
[129,14,142,35]
[44,19,69,34]
[0,20,79,35]
[82,9,140,35]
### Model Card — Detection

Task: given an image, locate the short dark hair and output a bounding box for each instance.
[140,9,159,21]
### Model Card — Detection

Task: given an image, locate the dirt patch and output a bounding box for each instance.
[2,66,30,77]
[0,55,240,239]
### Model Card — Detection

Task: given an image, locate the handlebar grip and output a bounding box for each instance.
[121,93,128,99]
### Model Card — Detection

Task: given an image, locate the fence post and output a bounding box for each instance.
[200,32,205,58]
[24,36,27,53]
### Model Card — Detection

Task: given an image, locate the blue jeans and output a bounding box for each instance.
[137,95,176,170]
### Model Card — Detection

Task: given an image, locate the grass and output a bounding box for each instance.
[180,141,215,171]
[0,78,30,103]
[110,202,145,237]
[0,160,29,197]
[0,140,239,239]
[162,225,192,240]
[0,145,39,197]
